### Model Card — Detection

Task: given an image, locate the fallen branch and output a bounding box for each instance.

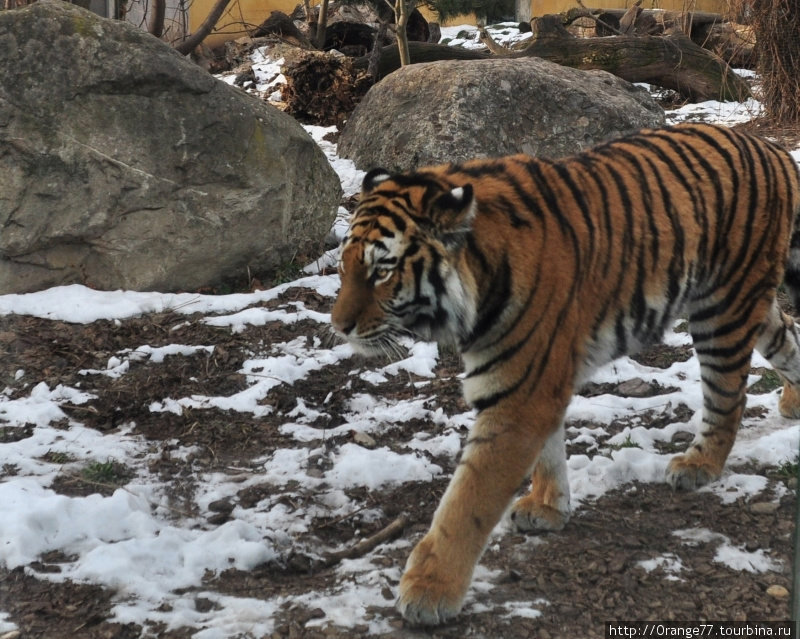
[516,19,751,102]
[618,0,643,35]
[323,514,410,567]
[359,26,749,102]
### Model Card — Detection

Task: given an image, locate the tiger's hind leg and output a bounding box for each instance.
[667,294,776,491]
[509,424,570,532]
[755,299,800,419]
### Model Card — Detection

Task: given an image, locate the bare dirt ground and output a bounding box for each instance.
[1,119,798,639]
[0,288,795,639]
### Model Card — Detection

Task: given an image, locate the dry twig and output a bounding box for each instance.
[323,514,410,567]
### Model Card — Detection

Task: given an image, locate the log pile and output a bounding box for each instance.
[477,13,751,102]
[582,7,756,68]
[238,2,756,126]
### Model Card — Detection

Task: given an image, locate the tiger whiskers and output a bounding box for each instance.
[320,326,343,350]
[374,332,410,363]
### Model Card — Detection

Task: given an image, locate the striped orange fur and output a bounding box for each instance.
[331,123,800,625]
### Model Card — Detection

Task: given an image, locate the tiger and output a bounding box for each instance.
[330,122,800,626]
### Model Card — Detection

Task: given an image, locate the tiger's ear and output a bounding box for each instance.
[430,184,476,242]
[362,168,392,194]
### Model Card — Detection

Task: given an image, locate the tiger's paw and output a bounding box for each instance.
[509,495,569,532]
[779,382,800,419]
[396,535,469,626]
[666,452,722,491]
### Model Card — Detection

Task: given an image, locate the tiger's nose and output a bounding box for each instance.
[332,319,356,336]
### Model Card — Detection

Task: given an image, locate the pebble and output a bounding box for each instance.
[615,378,654,397]
[353,431,377,448]
[208,498,234,513]
[206,512,231,526]
[750,502,780,515]
[766,585,790,599]
[498,569,522,583]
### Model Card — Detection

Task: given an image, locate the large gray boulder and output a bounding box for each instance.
[339,58,665,172]
[0,0,341,294]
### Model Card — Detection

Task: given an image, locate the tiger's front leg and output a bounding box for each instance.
[397,405,565,625]
[509,425,571,531]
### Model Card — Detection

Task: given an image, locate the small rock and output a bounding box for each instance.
[206,512,232,526]
[288,554,311,573]
[194,597,215,613]
[745,540,761,552]
[615,378,655,397]
[353,431,377,448]
[766,584,790,599]
[750,502,779,515]
[303,608,326,621]
[306,468,325,478]
[671,431,694,444]
[608,557,627,573]
[208,498,234,514]
[497,569,522,583]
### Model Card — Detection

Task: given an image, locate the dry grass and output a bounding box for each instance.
[730,0,800,125]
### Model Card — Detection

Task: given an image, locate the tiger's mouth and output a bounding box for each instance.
[342,328,411,362]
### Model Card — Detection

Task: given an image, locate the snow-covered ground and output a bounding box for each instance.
[2,24,800,639]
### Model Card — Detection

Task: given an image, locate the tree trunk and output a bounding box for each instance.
[148,0,166,38]
[368,21,390,82]
[395,0,413,67]
[586,9,731,31]
[427,21,441,44]
[517,19,750,102]
[174,0,233,55]
[730,0,800,124]
[314,0,329,50]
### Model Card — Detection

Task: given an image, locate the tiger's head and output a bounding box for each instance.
[331,167,479,358]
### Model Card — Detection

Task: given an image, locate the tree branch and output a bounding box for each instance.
[174,0,233,56]
[323,515,410,567]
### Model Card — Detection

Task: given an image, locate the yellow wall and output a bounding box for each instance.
[530,0,729,14]
[190,0,301,48]
[418,7,479,26]
[192,0,477,48]
[191,0,729,50]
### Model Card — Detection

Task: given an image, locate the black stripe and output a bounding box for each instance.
[472,358,536,412]
[462,254,513,347]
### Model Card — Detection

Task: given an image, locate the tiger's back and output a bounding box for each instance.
[331,123,800,626]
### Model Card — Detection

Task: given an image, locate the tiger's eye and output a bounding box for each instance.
[376,268,391,280]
